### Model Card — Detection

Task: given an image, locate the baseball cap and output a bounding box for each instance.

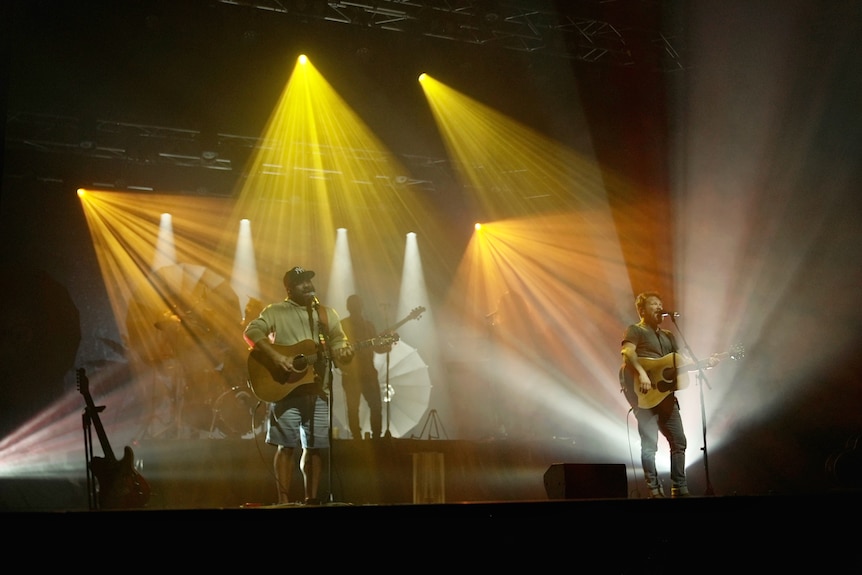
[283,266,315,287]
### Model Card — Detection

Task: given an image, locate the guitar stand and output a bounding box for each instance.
[82,404,103,510]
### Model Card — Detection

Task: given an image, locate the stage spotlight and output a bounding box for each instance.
[199,131,219,162]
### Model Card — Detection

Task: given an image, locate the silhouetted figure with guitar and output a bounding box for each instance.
[619,291,723,498]
[244,266,354,505]
[340,294,389,440]
[340,295,424,440]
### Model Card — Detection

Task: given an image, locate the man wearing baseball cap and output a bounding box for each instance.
[244,266,354,505]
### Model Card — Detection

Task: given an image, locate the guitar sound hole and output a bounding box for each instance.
[292,355,308,371]
[660,368,678,388]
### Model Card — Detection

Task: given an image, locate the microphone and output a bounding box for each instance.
[660,311,680,318]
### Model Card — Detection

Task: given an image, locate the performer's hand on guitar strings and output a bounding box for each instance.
[335,344,355,366]
[638,372,652,394]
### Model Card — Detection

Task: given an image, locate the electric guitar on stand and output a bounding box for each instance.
[76,368,150,509]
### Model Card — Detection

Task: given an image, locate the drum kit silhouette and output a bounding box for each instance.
[142,307,259,440]
[124,264,260,440]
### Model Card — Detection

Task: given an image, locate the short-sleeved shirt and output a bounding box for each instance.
[619,321,679,405]
[621,322,677,360]
[244,298,350,396]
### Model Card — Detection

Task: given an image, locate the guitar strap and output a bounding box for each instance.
[312,304,331,379]
[306,305,332,448]
[303,304,330,340]
[317,305,330,334]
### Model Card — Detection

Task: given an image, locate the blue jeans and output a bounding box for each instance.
[635,394,687,492]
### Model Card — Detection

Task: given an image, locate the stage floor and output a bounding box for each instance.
[3,437,861,527]
[105,436,630,509]
[5,493,860,570]
[3,435,860,569]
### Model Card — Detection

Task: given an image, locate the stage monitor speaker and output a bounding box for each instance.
[543,463,627,500]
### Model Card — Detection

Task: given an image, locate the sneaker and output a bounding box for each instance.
[671,487,691,498]
[649,486,665,498]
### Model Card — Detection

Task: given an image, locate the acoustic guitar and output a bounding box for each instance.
[77,368,150,509]
[621,343,745,409]
[248,333,400,403]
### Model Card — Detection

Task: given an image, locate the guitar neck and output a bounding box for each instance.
[305,338,379,359]
[692,351,729,371]
[354,338,380,352]
[382,307,425,333]
[87,402,119,463]
[383,318,410,333]
[77,371,117,463]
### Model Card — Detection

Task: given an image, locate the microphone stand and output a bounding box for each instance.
[669,315,715,496]
[311,302,337,504]
[381,303,393,439]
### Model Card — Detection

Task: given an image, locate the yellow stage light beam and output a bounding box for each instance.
[228,55,455,306]
[76,190,244,445]
[231,218,261,315]
[419,73,608,222]
[418,74,690,463]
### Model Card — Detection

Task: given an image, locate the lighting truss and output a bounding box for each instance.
[213,0,685,67]
[4,111,447,194]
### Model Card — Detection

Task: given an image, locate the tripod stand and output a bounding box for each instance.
[414,408,448,440]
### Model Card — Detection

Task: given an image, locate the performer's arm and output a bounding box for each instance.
[326,311,355,368]
[243,313,299,373]
[621,341,652,393]
[373,321,393,354]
